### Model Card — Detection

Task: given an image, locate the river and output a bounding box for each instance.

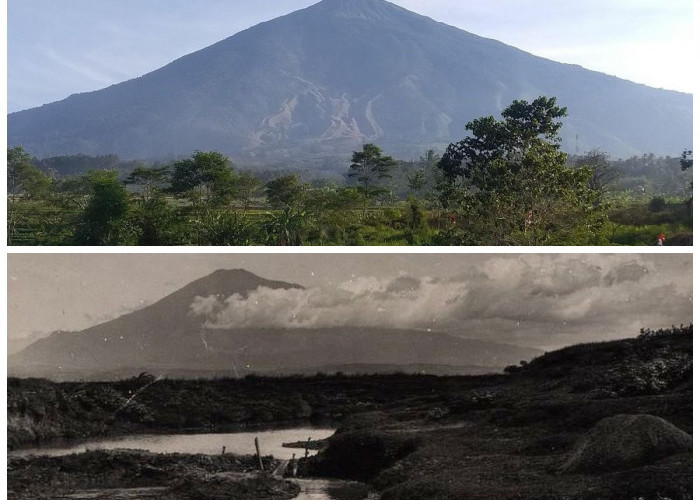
[10,427,372,500]
[9,427,335,459]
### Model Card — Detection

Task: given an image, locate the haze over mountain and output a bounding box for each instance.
[7,0,691,164]
[7,269,542,381]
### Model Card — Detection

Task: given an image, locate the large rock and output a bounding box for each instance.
[561,414,692,473]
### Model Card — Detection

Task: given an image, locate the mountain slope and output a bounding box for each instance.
[7,269,303,378]
[7,0,691,162]
[7,268,541,380]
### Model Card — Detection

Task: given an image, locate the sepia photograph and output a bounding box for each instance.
[6,253,693,499]
[7,0,693,246]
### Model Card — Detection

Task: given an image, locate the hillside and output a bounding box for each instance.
[7,269,541,380]
[7,0,692,162]
[8,325,540,381]
[309,326,693,499]
[7,326,692,499]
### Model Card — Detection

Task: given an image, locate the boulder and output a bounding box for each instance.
[561,414,692,473]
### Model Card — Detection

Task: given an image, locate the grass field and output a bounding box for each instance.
[7,195,691,246]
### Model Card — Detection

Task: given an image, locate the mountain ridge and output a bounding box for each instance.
[8,0,691,162]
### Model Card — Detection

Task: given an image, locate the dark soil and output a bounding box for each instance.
[7,450,298,500]
[7,328,692,500]
[305,329,693,500]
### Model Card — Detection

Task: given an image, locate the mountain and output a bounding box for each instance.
[7,0,691,163]
[7,269,541,381]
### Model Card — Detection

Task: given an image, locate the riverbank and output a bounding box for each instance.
[8,449,299,500]
[7,373,465,450]
[8,427,334,460]
[8,329,692,499]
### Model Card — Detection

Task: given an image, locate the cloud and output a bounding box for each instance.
[190,295,225,317]
[191,274,468,331]
[603,261,649,286]
[187,255,692,349]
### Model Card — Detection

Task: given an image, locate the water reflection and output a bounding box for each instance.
[10,428,335,459]
[293,479,371,500]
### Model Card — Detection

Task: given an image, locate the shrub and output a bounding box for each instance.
[648,196,667,212]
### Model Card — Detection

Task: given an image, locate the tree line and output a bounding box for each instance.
[7,96,692,246]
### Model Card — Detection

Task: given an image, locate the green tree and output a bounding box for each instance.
[124,164,170,203]
[409,150,441,197]
[575,149,620,197]
[130,197,184,246]
[348,144,397,213]
[437,96,607,245]
[265,174,306,209]
[7,147,55,244]
[680,150,693,171]
[680,149,693,206]
[303,186,364,244]
[8,146,33,195]
[53,176,93,210]
[7,146,52,199]
[233,171,263,212]
[170,151,234,205]
[74,170,132,245]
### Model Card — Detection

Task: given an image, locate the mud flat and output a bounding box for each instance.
[7,450,299,500]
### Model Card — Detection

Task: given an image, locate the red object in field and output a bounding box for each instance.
[657,233,665,245]
[450,214,456,224]
[525,211,534,227]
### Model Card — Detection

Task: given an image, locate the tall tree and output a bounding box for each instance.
[170,151,234,205]
[438,96,607,245]
[233,171,263,212]
[74,170,132,245]
[575,149,620,198]
[680,150,693,171]
[265,174,306,209]
[680,149,693,205]
[348,143,397,214]
[7,146,52,199]
[124,164,170,203]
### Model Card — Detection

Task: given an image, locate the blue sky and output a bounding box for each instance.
[6,0,695,112]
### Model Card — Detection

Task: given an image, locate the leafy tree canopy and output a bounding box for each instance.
[125,164,171,202]
[265,174,307,209]
[170,150,234,204]
[437,96,607,245]
[7,146,52,199]
[74,170,132,245]
[575,149,620,196]
[348,143,397,198]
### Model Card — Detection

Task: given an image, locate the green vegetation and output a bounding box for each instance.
[436,96,607,245]
[7,97,692,246]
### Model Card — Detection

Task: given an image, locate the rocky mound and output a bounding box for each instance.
[561,414,692,473]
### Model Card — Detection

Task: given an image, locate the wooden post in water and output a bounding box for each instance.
[254,437,264,472]
[222,445,226,455]
[304,437,311,459]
